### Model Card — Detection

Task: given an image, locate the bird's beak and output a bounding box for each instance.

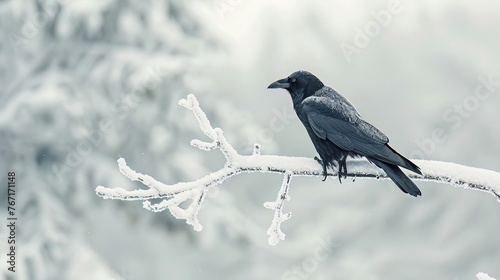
[267,78,289,89]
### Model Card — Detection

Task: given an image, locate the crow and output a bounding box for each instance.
[268,70,422,197]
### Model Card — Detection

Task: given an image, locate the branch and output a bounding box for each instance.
[95,94,500,245]
[264,171,292,245]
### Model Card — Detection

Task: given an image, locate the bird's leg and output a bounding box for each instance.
[342,155,348,180]
[314,156,328,181]
[338,155,348,183]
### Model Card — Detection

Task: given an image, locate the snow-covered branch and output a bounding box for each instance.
[95,94,500,245]
[264,171,292,245]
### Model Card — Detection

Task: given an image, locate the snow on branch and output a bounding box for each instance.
[264,171,292,245]
[477,272,497,280]
[95,94,500,245]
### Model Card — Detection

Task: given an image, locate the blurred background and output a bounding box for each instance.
[0,0,499,279]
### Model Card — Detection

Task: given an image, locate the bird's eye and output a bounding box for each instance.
[290,78,297,83]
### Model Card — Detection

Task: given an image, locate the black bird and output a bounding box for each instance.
[268,70,422,197]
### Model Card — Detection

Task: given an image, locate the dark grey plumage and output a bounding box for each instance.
[268,70,422,196]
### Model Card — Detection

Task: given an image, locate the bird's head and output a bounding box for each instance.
[267,70,324,104]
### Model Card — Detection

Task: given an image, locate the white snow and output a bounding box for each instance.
[477,272,497,280]
[416,160,500,197]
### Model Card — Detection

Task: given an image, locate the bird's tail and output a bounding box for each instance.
[370,159,422,197]
[385,145,422,175]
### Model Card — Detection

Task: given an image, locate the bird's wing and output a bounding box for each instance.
[302,95,389,156]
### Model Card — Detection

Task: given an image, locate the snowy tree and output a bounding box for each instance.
[0,0,256,279]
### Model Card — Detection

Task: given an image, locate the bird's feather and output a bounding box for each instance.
[301,88,421,174]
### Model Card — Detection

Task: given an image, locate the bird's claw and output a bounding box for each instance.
[338,163,344,183]
[337,156,348,184]
[322,166,328,181]
[314,156,348,183]
[315,156,328,181]
[314,156,322,164]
